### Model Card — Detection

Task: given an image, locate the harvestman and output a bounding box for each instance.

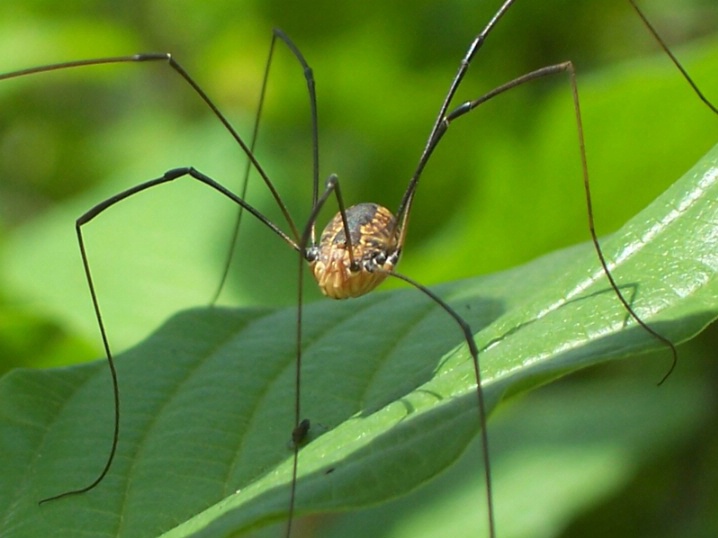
[1,0,715,536]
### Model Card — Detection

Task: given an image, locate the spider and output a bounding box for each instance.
[0,1,715,537]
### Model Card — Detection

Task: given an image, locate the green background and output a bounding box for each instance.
[0,0,717,536]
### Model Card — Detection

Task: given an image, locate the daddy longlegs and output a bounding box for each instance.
[1,0,716,536]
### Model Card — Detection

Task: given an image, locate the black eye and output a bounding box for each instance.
[305,247,319,263]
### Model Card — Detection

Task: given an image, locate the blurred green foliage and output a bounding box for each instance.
[0,0,716,537]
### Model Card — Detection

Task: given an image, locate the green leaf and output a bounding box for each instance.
[0,144,716,537]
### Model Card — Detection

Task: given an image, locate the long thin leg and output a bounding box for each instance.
[395,0,519,227]
[431,60,696,381]
[387,269,496,538]
[0,53,301,244]
[252,28,354,537]
[37,166,299,503]
[283,172,355,537]
[210,37,277,305]
[212,28,322,303]
[273,29,322,243]
[629,0,717,114]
